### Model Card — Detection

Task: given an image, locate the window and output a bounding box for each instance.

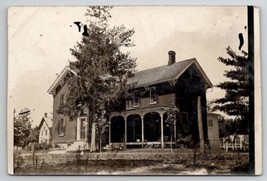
[45,130,48,136]
[208,119,213,127]
[57,118,66,136]
[59,94,66,105]
[132,93,141,107]
[149,87,158,104]
[80,118,87,140]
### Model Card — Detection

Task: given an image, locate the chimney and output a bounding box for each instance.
[44,113,47,118]
[168,50,176,65]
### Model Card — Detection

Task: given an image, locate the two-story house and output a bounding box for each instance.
[38,113,53,144]
[109,51,213,149]
[48,50,213,151]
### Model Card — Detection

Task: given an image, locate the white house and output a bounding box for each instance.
[38,113,53,144]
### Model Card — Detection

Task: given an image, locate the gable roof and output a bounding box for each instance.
[127,58,212,89]
[48,58,212,95]
[38,117,53,130]
[47,66,76,95]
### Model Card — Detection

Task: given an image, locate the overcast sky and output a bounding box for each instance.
[8,6,248,127]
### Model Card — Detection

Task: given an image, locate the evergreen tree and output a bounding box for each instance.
[58,6,136,151]
[212,46,249,133]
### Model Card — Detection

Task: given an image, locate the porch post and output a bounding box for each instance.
[124,116,127,145]
[197,96,205,153]
[141,114,144,147]
[109,117,111,145]
[77,118,80,140]
[160,112,164,149]
[174,117,177,147]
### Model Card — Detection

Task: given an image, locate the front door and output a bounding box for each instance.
[77,117,87,140]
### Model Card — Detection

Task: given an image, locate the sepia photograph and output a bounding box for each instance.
[7,5,261,175]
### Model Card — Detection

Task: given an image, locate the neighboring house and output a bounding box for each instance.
[48,67,80,149]
[38,113,53,144]
[207,112,220,150]
[48,50,215,150]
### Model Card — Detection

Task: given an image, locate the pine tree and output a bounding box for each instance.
[58,6,136,151]
[212,46,249,133]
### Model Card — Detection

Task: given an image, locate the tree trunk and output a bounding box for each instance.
[90,122,96,152]
[88,94,98,152]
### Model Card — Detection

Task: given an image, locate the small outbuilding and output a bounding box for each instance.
[207,112,220,150]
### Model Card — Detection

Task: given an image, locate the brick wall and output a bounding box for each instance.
[52,82,77,144]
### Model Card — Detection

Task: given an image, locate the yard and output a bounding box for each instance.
[13,148,249,175]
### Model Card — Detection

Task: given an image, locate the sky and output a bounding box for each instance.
[8,6,248,127]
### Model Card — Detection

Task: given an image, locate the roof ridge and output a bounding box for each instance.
[133,58,195,74]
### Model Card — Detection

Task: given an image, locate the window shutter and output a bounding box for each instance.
[63,118,66,134]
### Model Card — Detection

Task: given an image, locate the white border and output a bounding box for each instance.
[2,0,266,180]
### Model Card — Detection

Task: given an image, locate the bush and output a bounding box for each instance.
[177,135,194,148]
[24,142,53,151]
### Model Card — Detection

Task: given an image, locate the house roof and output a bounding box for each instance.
[38,117,53,130]
[127,58,212,89]
[48,58,212,94]
[47,66,76,94]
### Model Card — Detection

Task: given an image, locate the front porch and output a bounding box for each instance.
[109,107,189,149]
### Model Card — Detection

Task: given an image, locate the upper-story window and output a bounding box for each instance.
[59,94,66,105]
[45,130,48,136]
[57,118,66,136]
[132,94,141,107]
[149,87,158,104]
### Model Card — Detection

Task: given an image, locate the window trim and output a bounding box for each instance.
[59,94,66,105]
[132,93,141,107]
[149,87,159,104]
[208,119,214,127]
[57,118,66,137]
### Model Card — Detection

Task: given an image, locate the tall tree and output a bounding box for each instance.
[58,6,136,151]
[26,126,40,144]
[212,46,249,133]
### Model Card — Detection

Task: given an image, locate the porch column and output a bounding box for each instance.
[124,116,127,144]
[197,96,205,153]
[174,117,177,147]
[141,114,144,147]
[160,112,164,149]
[77,118,81,140]
[109,117,111,145]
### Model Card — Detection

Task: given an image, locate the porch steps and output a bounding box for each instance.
[66,141,87,152]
